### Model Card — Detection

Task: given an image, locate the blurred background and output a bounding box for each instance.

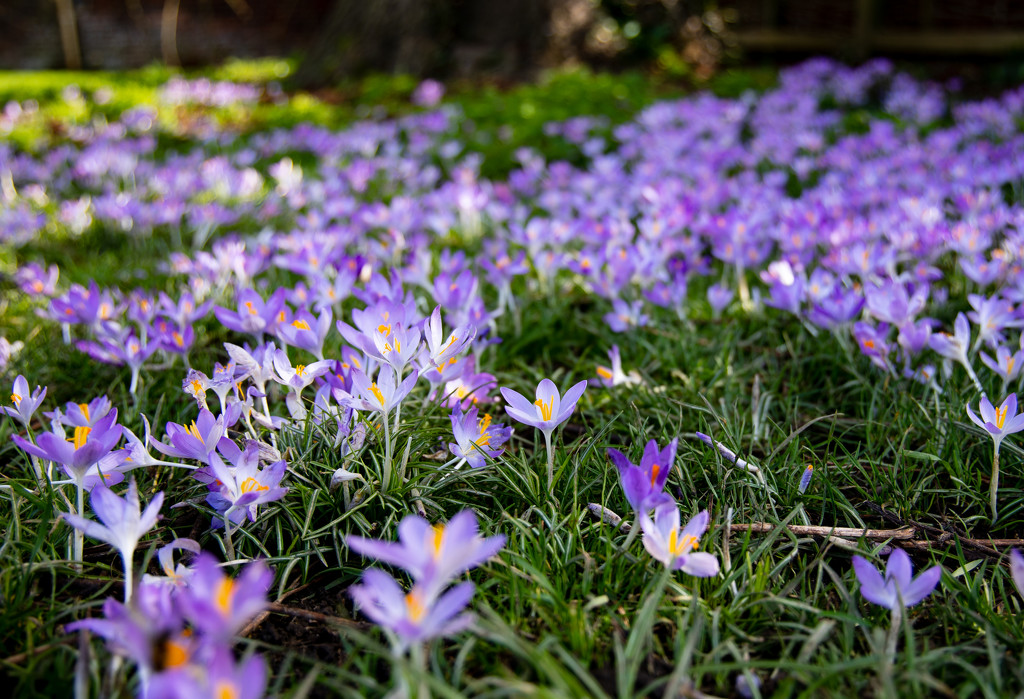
[4,1,1024,89]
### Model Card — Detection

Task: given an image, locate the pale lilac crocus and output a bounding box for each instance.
[3,375,46,427]
[966,393,1024,521]
[63,480,164,602]
[852,548,941,659]
[177,554,272,640]
[349,570,476,651]
[448,406,512,470]
[1010,548,1024,601]
[424,305,476,368]
[501,377,587,486]
[592,345,641,388]
[639,506,719,577]
[349,364,420,490]
[346,509,505,599]
[929,312,983,392]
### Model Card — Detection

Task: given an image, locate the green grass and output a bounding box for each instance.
[1,61,1023,698]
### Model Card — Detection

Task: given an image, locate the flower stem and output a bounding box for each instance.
[991,444,1000,523]
[122,552,133,603]
[74,479,84,568]
[382,413,393,492]
[543,429,554,490]
[223,509,236,560]
[885,603,902,664]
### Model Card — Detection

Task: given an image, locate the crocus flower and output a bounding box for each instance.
[929,312,983,392]
[347,509,505,599]
[214,288,287,339]
[604,298,650,333]
[177,554,272,640]
[448,406,511,469]
[276,305,333,360]
[270,348,333,419]
[965,393,1024,520]
[607,438,677,514]
[151,409,230,466]
[142,538,201,589]
[13,408,123,483]
[147,648,268,699]
[852,548,941,610]
[798,464,814,494]
[501,377,587,485]
[348,365,419,417]
[592,345,641,388]
[3,375,46,427]
[63,480,164,602]
[1010,548,1024,600]
[639,506,719,577]
[205,442,288,528]
[349,570,475,650]
[66,582,188,680]
[424,305,476,367]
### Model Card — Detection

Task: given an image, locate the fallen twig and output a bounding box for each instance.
[732,523,916,540]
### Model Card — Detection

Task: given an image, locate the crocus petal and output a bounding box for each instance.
[680,552,720,577]
[885,548,914,591]
[853,555,894,609]
[901,565,942,607]
[500,387,536,416]
[1010,549,1024,599]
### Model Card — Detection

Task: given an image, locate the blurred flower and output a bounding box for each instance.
[852,548,941,610]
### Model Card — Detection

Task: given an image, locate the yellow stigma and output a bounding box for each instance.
[186,421,204,443]
[996,405,1008,430]
[79,403,91,422]
[432,525,444,558]
[405,591,425,622]
[11,392,21,406]
[668,529,699,556]
[172,331,184,348]
[31,280,44,293]
[245,301,257,315]
[378,323,392,337]
[295,364,307,377]
[1008,358,1016,376]
[215,577,234,613]
[189,379,204,396]
[159,638,189,670]
[596,366,613,380]
[215,682,239,699]
[69,425,92,450]
[369,382,385,407]
[291,319,311,330]
[241,477,268,494]
[534,395,554,421]
[649,463,660,488]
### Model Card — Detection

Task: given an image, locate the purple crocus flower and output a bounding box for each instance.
[604,298,650,333]
[929,312,983,392]
[501,377,587,484]
[177,554,272,640]
[66,582,188,678]
[205,442,288,527]
[348,365,419,416]
[424,305,476,367]
[639,506,719,577]
[707,283,734,317]
[52,395,114,427]
[441,355,496,409]
[1010,548,1024,600]
[966,393,1024,520]
[448,406,511,469]
[214,288,287,338]
[63,480,163,602]
[13,408,123,483]
[4,375,46,427]
[151,409,230,465]
[607,438,677,514]
[15,262,59,297]
[500,378,587,437]
[347,509,505,599]
[349,570,475,650]
[147,648,268,699]
[276,305,333,360]
[852,548,941,610]
[592,345,641,388]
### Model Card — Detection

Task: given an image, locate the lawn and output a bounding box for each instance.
[1,57,1023,698]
